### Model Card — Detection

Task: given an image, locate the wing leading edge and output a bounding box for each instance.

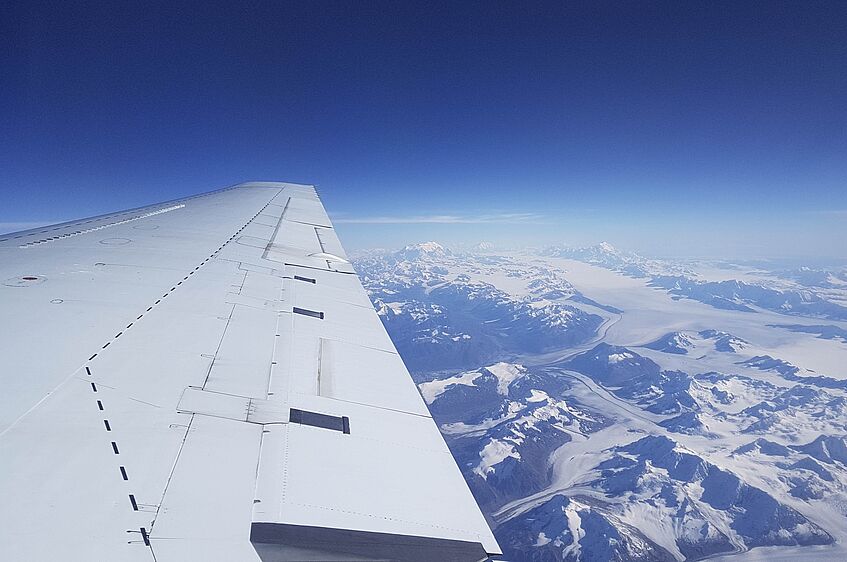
[0,182,501,561]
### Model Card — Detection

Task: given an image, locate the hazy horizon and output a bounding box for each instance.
[4,201,844,264]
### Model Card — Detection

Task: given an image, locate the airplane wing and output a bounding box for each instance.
[0,182,501,561]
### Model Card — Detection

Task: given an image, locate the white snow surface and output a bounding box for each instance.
[486,362,526,395]
[475,438,521,479]
[418,369,482,402]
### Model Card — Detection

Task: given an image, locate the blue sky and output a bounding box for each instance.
[2,1,846,259]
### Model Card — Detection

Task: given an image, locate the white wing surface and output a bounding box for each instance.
[0,182,501,561]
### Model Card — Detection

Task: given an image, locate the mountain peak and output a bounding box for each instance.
[396,241,452,261]
[470,241,495,252]
[414,241,447,252]
[405,241,450,254]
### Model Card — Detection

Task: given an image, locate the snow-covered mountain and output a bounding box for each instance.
[353,243,847,561]
[646,330,749,355]
[356,243,603,372]
[420,362,611,510]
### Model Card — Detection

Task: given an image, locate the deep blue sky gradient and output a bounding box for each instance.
[2,1,846,258]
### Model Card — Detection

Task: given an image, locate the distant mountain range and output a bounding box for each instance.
[542,243,847,320]
[357,243,603,372]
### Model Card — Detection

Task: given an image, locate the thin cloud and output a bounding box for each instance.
[333,212,544,225]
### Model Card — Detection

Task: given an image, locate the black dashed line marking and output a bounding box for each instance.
[111,441,120,454]
[129,494,138,510]
[75,195,278,437]
[120,466,128,480]
[140,527,150,546]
